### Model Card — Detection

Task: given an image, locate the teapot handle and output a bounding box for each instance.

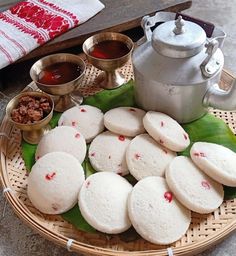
[200,39,220,78]
[200,27,226,78]
[211,26,226,49]
[139,12,176,44]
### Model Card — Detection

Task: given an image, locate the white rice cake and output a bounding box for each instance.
[104,107,146,137]
[58,105,104,143]
[126,134,176,180]
[89,131,131,176]
[190,142,236,186]
[35,126,86,163]
[128,176,191,245]
[166,156,224,214]
[28,152,85,214]
[143,111,190,152]
[79,172,132,234]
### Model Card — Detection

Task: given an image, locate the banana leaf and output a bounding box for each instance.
[83,79,135,112]
[61,204,96,233]
[181,114,236,156]
[22,79,236,234]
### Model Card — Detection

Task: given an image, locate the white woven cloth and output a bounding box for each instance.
[0,0,105,69]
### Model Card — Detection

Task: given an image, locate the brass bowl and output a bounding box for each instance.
[83,32,134,89]
[6,91,54,144]
[30,53,86,112]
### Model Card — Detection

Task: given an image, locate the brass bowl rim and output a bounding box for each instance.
[6,91,54,128]
[82,32,134,62]
[30,53,86,88]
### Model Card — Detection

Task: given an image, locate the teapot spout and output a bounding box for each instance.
[203,78,236,110]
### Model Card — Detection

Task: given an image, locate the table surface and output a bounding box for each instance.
[1,0,236,256]
[0,0,191,61]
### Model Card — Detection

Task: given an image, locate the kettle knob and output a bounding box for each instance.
[173,16,185,35]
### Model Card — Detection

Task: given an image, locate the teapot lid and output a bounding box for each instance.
[152,16,206,58]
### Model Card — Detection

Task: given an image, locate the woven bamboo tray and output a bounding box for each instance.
[1,56,236,256]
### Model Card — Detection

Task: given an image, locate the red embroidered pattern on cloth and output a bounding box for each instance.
[0,0,104,69]
[37,0,79,23]
[0,0,79,44]
[0,12,45,44]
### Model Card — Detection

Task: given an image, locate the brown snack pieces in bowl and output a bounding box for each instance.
[11,95,52,124]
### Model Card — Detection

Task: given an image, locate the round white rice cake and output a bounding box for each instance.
[58,105,104,143]
[79,172,132,234]
[35,126,86,163]
[88,131,131,176]
[28,151,85,214]
[128,176,191,245]
[190,142,236,186]
[104,107,146,137]
[126,134,176,180]
[143,111,190,152]
[166,156,224,214]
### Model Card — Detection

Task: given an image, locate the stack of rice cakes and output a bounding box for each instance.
[27,104,236,245]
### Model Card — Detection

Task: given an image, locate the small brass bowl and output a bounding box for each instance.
[6,91,54,144]
[83,32,134,89]
[30,53,86,112]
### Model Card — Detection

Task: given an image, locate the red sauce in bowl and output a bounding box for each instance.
[38,62,82,85]
[88,40,130,59]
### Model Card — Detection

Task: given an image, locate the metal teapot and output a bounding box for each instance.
[132,12,236,123]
